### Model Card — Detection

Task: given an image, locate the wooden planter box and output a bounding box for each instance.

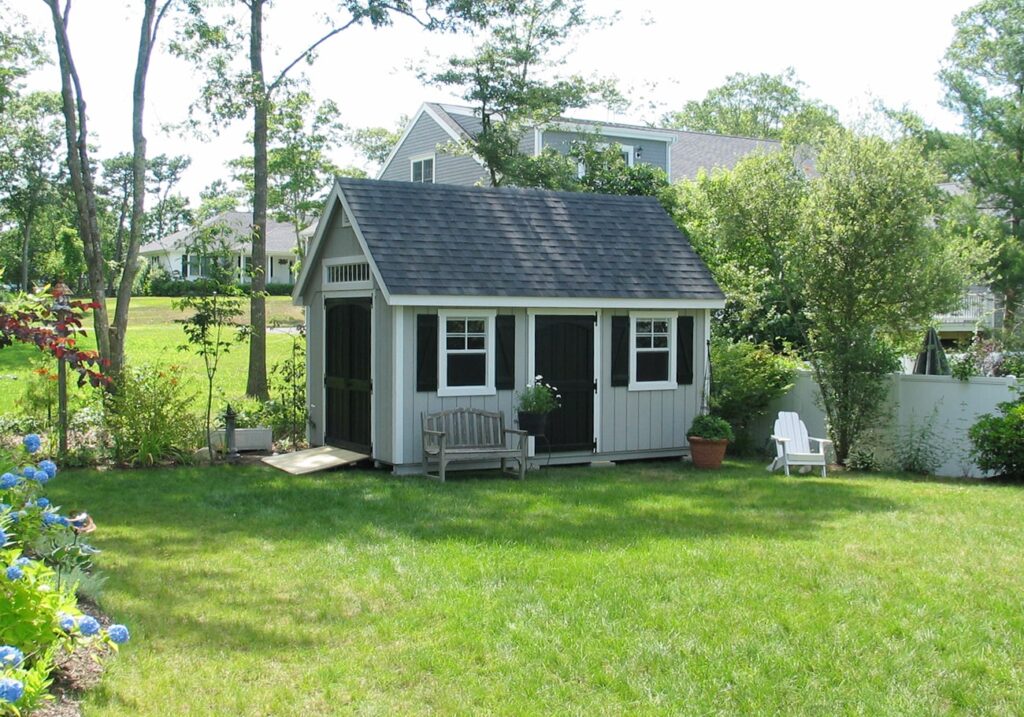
[211,427,273,453]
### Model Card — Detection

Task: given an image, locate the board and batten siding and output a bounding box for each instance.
[379,112,487,186]
[399,307,529,465]
[599,310,704,453]
[541,130,669,173]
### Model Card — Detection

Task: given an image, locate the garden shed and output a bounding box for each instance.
[293,177,725,474]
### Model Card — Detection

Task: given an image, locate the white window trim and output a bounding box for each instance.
[410,152,436,183]
[576,143,635,178]
[437,309,496,397]
[628,311,677,391]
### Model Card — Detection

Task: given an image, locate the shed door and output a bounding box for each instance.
[325,298,371,453]
[534,315,595,453]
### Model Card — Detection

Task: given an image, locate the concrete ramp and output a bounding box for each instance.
[262,446,369,475]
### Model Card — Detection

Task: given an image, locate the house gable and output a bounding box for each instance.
[377,104,487,186]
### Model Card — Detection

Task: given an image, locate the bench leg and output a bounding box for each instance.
[438,447,446,483]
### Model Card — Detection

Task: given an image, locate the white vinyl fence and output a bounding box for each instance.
[750,371,1019,478]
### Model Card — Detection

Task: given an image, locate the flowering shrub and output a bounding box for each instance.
[0,436,130,714]
[515,375,561,414]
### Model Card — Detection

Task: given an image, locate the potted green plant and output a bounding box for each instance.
[515,376,561,436]
[686,414,735,469]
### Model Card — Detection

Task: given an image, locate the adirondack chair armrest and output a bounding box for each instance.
[770,435,790,444]
[808,436,833,454]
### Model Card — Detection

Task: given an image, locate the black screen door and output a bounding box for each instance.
[534,315,595,453]
[325,298,371,452]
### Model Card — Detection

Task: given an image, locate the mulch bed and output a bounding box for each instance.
[30,599,112,717]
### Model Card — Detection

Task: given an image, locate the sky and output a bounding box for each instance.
[17,0,977,203]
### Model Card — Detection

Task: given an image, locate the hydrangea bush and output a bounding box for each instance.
[0,435,129,715]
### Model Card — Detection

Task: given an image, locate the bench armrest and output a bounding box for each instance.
[422,429,446,452]
[504,428,528,446]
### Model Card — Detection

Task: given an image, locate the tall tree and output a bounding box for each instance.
[680,131,984,463]
[146,154,193,242]
[41,0,175,373]
[347,118,405,169]
[0,91,64,290]
[229,90,350,259]
[939,0,1024,319]
[663,68,840,143]
[424,0,620,187]
[176,0,482,399]
[0,8,46,112]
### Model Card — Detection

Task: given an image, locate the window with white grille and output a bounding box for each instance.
[325,261,370,287]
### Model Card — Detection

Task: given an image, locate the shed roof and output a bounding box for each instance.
[329,177,723,301]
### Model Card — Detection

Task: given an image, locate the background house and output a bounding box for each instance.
[377,102,781,186]
[293,177,725,473]
[139,211,304,286]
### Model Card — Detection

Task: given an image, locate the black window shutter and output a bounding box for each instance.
[610,316,629,387]
[416,313,438,392]
[181,254,188,277]
[677,315,694,385]
[495,315,515,390]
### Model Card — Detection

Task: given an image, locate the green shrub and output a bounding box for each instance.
[710,337,796,452]
[687,414,735,442]
[969,393,1024,480]
[264,332,306,446]
[265,282,294,296]
[104,365,200,465]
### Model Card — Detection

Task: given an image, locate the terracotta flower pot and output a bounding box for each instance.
[688,436,729,469]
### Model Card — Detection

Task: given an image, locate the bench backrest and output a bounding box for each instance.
[422,407,506,448]
[774,411,811,456]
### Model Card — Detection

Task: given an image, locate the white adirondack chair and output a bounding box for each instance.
[768,411,832,477]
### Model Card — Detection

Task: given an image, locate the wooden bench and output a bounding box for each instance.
[421,407,528,482]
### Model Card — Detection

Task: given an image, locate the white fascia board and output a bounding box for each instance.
[333,190,392,305]
[291,182,343,305]
[389,295,725,310]
[546,122,678,143]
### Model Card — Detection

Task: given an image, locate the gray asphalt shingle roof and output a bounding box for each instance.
[336,177,723,301]
[139,211,306,255]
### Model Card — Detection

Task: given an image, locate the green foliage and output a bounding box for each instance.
[103,365,199,466]
[891,410,947,475]
[687,414,735,442]
[262,330,306,446]
[969,392,1024,480]
[515,378,560,415]
[662,68,840,143]
[709,338,795,451]
[347,121,404,168]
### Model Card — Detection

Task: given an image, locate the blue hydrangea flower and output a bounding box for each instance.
[22,434,41,454]
[58,613,76,632]
[0,504,9,512]
[10,511,21,524]
[39,460,57,479]
[59,516,71,527]
[0,529,6,546]
[106,624,130,644]
[42,512,62,527]
[78,615,100,636]
[21,466,34,479]
[0,646,24,669]
[0,677,24,704]
[5,565,23,581]
[14,557,30,566]
[33,470,50,485]
[36,498,49,508]
[0,473,16,489]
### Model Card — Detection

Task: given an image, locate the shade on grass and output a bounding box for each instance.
[47,462,1024,715]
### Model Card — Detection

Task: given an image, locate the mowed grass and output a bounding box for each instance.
[0,296,303,413]
[46,461,1024,716]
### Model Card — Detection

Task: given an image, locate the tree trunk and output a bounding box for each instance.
[20,216,31,291]
[43,0,111,363]
[246,0,269,400]
[110,0,163,375]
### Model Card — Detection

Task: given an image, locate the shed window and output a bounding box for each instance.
[411,155,434,183]
[629,313,677,391]
[438,311,495,397]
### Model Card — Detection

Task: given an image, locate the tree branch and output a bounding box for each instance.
[267,16,360,93]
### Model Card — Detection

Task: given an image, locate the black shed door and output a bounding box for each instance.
[325,298,371,452]
[534,315,595,453]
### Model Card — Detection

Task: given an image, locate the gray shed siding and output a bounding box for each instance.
[399,307,529,465]
[599,310,705,453]
[379,112,487,186]
[541,130,669,173]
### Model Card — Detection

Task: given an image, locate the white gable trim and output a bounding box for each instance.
[291,182,392,305]
[388,295,724,310]
[376,103,467,180]
[545,121,678,144]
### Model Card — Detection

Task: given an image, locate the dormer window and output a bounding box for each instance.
[411,154,435,183]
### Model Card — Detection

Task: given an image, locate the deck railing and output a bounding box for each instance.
[935,288,998,329]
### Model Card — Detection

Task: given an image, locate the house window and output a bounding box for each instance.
[438,310,495,396]
[576,143,635,178]
[629,313,677,390]
[411,155,434,183]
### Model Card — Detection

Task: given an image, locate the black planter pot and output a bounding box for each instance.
[517,411,547,437]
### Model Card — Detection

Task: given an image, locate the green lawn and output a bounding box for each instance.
[46,461,1024,715]
[0,296,303,414]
